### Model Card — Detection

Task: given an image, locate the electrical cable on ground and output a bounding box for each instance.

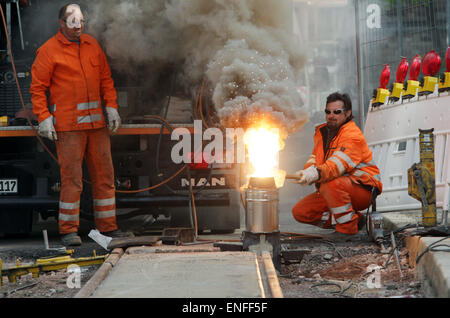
[320,239,345,258]
[310,281,343,294]
[415,236,450,265]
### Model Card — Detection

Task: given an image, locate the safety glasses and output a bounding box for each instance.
[324,109,345,115]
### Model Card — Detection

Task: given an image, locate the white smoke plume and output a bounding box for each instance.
[85,0,309,137]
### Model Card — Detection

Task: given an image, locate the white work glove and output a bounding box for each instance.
[105,107,121,134]
[38,116,58,141]
[294,166,319,186]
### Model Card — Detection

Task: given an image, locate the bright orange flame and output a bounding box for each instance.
[244,125,286,187]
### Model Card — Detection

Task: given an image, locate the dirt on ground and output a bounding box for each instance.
[1,232,425,298]
[278,233,424,298]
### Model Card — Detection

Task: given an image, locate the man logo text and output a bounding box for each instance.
[181,177,226,187]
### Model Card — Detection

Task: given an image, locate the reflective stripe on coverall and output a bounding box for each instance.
[292,120,383,234]
[292,176,372,234]
[55,128,117,234]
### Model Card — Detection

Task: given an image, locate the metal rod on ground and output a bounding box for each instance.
[187,165,198,240]
[186,166,195,234]
[390,231,403,279]
[43,230,49,250]
[442,182,449,227]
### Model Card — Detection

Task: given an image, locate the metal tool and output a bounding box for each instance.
[42,230,68,254]
[365,188,384,244]
[408,128,437,227]
[280,246,310,265]
[161,227,195,245]
[368,211,384,244]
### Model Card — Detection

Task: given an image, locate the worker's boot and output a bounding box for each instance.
[61,232,82,246]
[101,229,134,238]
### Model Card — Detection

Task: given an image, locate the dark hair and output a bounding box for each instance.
[59,3,81,21]
[59,4,70,20]
[326,92,353,120]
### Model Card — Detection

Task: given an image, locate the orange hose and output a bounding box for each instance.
[198,80,210,129]
[115,165,187,194]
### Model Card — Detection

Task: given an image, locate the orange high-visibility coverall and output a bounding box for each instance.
[31,30,119,234]
[292,121,383,234]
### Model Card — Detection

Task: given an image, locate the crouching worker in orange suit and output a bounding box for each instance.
[291,92,383,241]
[30,4,132,246]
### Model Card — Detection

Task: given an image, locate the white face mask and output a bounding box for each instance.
[65,5,84,29]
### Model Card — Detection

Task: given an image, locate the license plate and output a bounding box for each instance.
[0,179,18,194]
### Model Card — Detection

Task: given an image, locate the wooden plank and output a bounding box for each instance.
[405,235,421,268]
[261,251,283,298]
[107,236,160,250]
[74,248,124,298]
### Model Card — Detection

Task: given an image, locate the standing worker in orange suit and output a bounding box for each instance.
[30,4,131,246]
[291,92,383,241]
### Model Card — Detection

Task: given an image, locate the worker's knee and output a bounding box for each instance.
[292,201,316,224]
[319,176,351,195]
[292,201,305,222]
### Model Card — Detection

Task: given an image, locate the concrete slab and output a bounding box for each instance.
[414,237,450,298]
[91,251,265,298]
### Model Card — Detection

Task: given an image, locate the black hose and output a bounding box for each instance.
[416,236,450,265]
[155,70,178,194]
[153,74,214,196]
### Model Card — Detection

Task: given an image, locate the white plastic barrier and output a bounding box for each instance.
[364,91,450,213]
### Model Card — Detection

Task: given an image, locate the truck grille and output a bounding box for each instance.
[0,82,32,118]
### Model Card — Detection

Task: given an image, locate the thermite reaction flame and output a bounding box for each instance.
[243,122,286,188]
